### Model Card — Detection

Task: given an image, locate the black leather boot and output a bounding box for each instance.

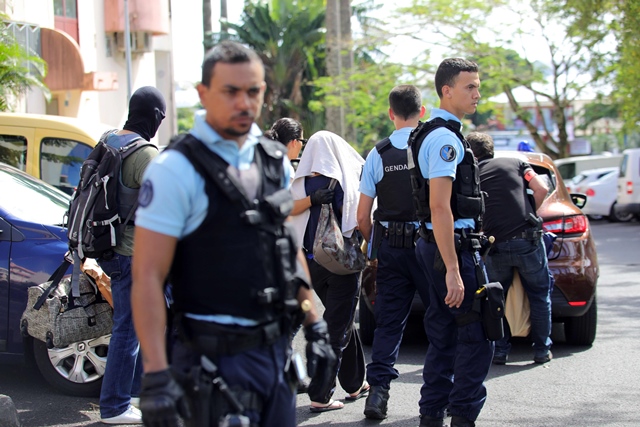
[450,415,476,427]
[420,414,445,427]
[363,385,390,420]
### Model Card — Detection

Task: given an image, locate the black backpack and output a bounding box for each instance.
[66,129,153,260]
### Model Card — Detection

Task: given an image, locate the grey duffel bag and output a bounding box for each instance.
[20,260,113,348]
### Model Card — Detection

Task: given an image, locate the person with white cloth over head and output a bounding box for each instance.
[290,130,369,413]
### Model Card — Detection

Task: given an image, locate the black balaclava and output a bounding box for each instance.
[123,86,166,141]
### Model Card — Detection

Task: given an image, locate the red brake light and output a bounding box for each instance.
[586,188,595,197]
[568,301,587,307]
[627,181,633,195]
[543,215,588,235]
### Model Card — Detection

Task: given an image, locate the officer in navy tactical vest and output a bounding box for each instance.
[408,58,493,427]
[357,85,431,420]
[131,41,335,427]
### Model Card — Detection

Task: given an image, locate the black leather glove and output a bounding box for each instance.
[140,369,190,427]
[304,320,337,402]
[310,188,335,206]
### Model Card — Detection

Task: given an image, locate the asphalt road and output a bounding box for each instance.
[1,219,639,426]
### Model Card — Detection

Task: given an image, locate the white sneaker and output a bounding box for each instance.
[129,397,140,408]
[100,405,143,424]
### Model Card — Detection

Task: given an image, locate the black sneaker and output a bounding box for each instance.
[534,351,553,364]
[492,353,508,365]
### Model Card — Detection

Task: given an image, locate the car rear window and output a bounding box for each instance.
[620,154,628,178]
[531,164,555,200]
[0,166,69,225]
[0,134,27,171]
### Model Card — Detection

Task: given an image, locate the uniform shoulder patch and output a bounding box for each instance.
[138,180,154,207]
[440,145,456,162]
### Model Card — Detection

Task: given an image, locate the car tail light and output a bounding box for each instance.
[568,301,587,307]
[586,188,595,197]
[627,181,633,195]
[543,215,588,235]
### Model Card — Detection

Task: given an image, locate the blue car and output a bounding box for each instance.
[0,162,109,396]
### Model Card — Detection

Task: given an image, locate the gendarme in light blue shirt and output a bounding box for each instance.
[359,127,419,228]
[136,110,290,239]
[135,110,291,326]
[417,108,475,230]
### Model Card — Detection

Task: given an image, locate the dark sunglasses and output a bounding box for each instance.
[298,138,308,145]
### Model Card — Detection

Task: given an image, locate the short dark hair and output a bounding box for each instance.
[264,118,303,144]
[466,132,494,159]
[388,85,422,120]
[201,41,263,87]
[435,58,479,98]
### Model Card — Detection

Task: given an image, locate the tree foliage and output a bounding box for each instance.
[561,0,640,139]
[0,15,49,111]
[398,0,615,158]
[220,1,326,132]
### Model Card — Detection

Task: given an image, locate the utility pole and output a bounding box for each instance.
[124,0,132,100]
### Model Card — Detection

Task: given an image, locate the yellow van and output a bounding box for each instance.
[0,113,111,194]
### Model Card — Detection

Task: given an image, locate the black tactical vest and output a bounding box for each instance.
[372,137,417,222]
[166,134,297,322]
[407,118,484,228]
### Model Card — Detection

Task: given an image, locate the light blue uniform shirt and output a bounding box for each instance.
[136,110,291,325]
[417,108,475,230]
[359,127,419,228]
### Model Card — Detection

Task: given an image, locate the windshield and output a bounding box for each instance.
[0,165,69,225]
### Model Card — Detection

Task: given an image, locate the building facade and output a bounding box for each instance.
[1,0,176,146]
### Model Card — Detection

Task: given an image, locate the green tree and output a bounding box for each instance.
[398,0,615,159]
[0,15,49,111]
[561,0,639,140]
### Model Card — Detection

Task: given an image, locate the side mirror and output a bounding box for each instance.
[570,193,587,209]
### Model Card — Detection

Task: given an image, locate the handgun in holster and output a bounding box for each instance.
[190,355,250,427]
[526,213,544,244]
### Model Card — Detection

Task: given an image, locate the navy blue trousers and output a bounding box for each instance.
[415,238,494,421]
[367,237,430,388]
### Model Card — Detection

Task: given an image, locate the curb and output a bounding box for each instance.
[0,395,20,427]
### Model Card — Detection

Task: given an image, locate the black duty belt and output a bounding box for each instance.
[419,227,485,252]
[179,317,284,357]
[495,227,542,244]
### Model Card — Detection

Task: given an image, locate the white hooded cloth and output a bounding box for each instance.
[290,131,365,245]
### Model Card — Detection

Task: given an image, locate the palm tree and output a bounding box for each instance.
[0,15,49,111]
[223,1,325,131]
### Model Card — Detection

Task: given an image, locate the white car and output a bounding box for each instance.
[566,167,618,194]
[582,169,634,222]
[616,148,640,220]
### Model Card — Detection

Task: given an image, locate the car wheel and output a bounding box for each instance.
[609,203,634,223]
[359,294,376,346]
[32,334,110,397]
[564,297,597,346]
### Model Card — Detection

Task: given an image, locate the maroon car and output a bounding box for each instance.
[360,151,599,346]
